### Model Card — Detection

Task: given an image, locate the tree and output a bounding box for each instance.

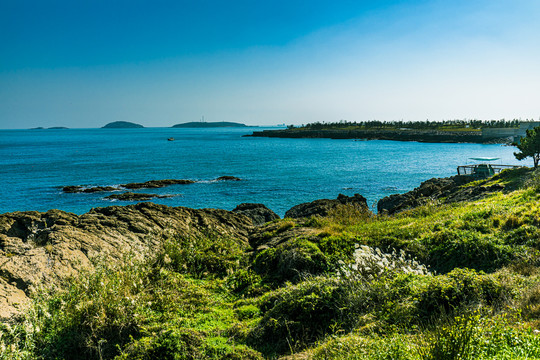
[513,126,540,168]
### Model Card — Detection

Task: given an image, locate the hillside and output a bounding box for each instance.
[3,168,540,359]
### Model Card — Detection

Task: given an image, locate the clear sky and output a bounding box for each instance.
[1,0,540,129]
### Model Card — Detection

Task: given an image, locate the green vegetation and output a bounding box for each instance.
[514,126,540,168]
[5,168,540,359]
[292,119,524,131]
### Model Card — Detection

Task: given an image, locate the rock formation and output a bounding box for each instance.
[215,176,242,181]
[62,180,195,193]
[232,203,279,225]
[0,203,252,321]
[62,185,119,193]
[285,193,369,219]
[121,179,195,189]
[104,192,175,201]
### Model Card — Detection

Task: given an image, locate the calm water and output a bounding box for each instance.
[0,127,529,216]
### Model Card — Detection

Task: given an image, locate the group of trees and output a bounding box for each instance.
[297,119,526,131]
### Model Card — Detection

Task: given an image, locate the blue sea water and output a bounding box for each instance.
[0,127,529,216]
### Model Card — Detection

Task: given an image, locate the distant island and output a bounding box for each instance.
[102,121,144,129]
[172,121,247,128]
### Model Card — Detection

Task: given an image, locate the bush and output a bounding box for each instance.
[23,258,150,360]
[417,268,509,319]
[156,233,248,278]
[117,327,263,360]
[419,312,481,360]
[423,229,514,273]
[249,277,342,356]
[253,239,329,285]
[226,268,267,297]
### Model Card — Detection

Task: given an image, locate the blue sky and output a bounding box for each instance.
[1,0,540,128]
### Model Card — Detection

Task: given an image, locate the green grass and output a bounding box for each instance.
[5,167,540,359]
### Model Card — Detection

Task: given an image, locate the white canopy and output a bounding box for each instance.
[469,157,500,162]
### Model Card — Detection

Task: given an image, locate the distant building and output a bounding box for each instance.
[482,121,540,142]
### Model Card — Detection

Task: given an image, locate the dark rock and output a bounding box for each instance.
[82,186,119,193]
[62,185,119,193]
[121,179,195,189]
[62,185,83,193]
[285,193,369,219]
[105,192,174,201]
[232,203,279,225]
[215,176,242,181]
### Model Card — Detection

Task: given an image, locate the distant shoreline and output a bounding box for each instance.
[245,128,508,144]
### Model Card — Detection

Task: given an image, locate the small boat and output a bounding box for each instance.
[167,137,175,141]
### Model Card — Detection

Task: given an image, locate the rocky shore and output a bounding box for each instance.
[0,194,368,321]
[61,177,244,202]
[0,173,508,321]
[246,128,505,143]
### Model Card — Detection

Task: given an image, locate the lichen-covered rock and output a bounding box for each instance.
[232,203,279,225]
[0,203,253,321]
[284,194,369,219]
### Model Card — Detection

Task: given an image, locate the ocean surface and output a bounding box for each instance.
[0,127,529,216]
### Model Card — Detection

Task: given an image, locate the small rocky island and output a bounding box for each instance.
[172,121,247,128]
[102,121,144,128]
[61,177,244,201]
[105,192,175,201]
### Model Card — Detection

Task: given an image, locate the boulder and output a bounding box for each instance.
[232,203,279,225]
[215,176,242,181]
[285,193,369,219]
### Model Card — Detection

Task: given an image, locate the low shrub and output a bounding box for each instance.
[226,268,267,297]
[417,268,509,319]
[155,233,248,278]
[249,277,342,356]
[423,229,514,273]
[253,239,329,285]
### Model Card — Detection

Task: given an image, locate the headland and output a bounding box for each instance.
[246,119,540,144]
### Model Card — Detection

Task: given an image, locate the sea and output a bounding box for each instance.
[0,127,529,217]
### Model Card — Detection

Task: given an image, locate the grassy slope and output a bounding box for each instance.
[4,168,540,359]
